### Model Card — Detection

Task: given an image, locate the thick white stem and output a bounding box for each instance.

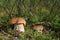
[14,24,25,32]
[38,30,42,33]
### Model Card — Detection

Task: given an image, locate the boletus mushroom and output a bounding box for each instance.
[33,24,44,33]
[9,17,26,33]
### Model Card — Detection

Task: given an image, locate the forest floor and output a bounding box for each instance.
[0,25,60,40]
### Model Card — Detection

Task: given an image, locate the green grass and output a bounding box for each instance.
[0,0,60,40]
[0,25,60,40]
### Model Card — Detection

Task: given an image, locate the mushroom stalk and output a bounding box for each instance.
[38,30,43,33]
[14,24,25,32]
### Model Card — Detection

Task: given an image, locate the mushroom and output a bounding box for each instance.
[9,17,26,33]
[33,24,44,33]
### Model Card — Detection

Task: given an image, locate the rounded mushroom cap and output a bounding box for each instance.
[9,17,26,25]
[33,24,44,31]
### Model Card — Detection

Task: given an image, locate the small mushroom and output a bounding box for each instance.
[33,24,44,33]
[9,17,26,33]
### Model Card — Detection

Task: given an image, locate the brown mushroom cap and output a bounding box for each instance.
[33,24,44,31]
[9,17,26,25]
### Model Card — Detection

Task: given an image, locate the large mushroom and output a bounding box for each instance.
[33,24,44,33]
[9,17,26,33]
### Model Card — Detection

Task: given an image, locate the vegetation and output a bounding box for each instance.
[0,0,60,40]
